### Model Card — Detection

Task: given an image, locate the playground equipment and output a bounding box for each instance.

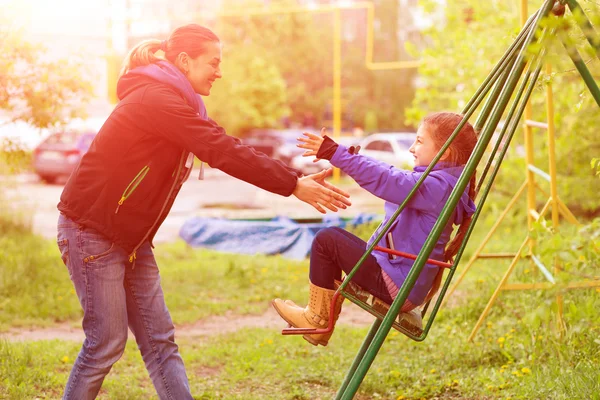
[278,1,600,398]
[444,0,600,342]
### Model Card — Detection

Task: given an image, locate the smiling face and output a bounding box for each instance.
[409,123,448,167]
[176,41,222,96]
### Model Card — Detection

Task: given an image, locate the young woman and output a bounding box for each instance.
[56,24,350,399]
[272,112,478,346]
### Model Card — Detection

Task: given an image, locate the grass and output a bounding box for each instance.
[1,193,599,399]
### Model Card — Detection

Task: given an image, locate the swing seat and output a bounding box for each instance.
[342,280,424,337]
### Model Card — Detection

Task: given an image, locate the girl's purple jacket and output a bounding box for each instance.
[330,145,476,305]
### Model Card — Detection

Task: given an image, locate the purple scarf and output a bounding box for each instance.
[124,61,208,120]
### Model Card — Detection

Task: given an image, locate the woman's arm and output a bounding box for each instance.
[142,94,350,213]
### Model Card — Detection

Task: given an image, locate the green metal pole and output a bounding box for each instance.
[340,22,528,291]
[336,2,555,398]
[424,38,550,336]
[476,28,552,193]
[422,27,551,336]
[463,9,540,120]
[564,0,600,58]
[474,66,515,134]
[334,320,382,400]
[560,33,600,107]
[338,9,540,293]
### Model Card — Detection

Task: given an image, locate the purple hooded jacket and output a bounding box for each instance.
[330,145,476,305]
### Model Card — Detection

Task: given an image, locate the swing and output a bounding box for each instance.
[282,0,600,351]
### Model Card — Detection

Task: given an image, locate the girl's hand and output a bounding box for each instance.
[292,167,351,213]
[297,127,327,161]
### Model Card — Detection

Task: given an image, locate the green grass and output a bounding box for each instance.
[2,290,599,399]
[1,194,599,399]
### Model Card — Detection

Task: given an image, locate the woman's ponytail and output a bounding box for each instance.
[117,25,219,80]
[119,39,164,79]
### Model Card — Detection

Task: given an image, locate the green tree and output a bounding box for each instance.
[212,0,419,133]
[0,28,93,129]
[213,0,333,131]
[204,51,290,136]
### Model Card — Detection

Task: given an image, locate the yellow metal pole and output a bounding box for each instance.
[545,63,565,334]
[468,237,529,341]
[469,198,553,341]
[557,197,580,225]
[546,64,559,228]
[504,280,600,290]
[106,0,119,104]
[520,0,536,235]
[445,181,527,300]
[218,2,374,17]
[333,8,342,181]
[365,4,374,68]
[521,0,538,279]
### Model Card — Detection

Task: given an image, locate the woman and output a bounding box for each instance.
[56,24,350,399]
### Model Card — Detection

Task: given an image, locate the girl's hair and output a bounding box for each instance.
[118,24,220,78]
[422,112,479,304]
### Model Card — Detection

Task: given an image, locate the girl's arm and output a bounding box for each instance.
[332,145,448,210]
[298,130,448,210]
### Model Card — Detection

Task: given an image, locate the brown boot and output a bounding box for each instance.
[272,282,344,346]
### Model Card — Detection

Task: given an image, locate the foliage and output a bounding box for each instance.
[0,27,94,129]
[592,157,600,176]
[0,138,31,175]
[204,51,290,137]
[209,0,418,134]
[0,213,81,331]
[1,215,599,399]
[405,0,600,214]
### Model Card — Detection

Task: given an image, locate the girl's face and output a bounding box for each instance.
[179,41,222,96]
[409,124,447,167]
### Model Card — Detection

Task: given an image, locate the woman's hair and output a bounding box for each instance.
[118,24,220,78]
[422,112,479,303]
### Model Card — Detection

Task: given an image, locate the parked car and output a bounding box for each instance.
[33,130,96,183]
[240,129,281,158]
[358,132,416,169]
[242,128,306,166]
[290,136,360,175]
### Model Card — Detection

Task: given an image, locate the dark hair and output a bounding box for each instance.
[119,24,220,78]
[422,112,478,303]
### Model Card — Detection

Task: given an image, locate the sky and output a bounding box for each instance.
[3,0,111,37]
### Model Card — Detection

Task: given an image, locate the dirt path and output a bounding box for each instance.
[3,303,376,342]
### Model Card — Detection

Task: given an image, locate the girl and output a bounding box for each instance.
[272,112,478,346]
[57,24,350,399]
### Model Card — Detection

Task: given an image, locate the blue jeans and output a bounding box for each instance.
[56,214,192,400]
[309,227,394,304]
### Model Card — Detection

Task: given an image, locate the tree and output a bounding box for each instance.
[0,28,93,129]
[204,51,290,136]
[212,0,333,132]
[212,0,421,133]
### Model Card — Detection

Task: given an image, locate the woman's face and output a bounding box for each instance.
[181,41,222,96]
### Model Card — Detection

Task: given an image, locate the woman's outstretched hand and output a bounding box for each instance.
[297,127,326,162]
[293,167,351,213]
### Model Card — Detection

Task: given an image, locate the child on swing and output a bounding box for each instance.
[272,112,478,346]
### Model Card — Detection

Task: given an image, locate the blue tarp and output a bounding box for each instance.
[179,214,379,260]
